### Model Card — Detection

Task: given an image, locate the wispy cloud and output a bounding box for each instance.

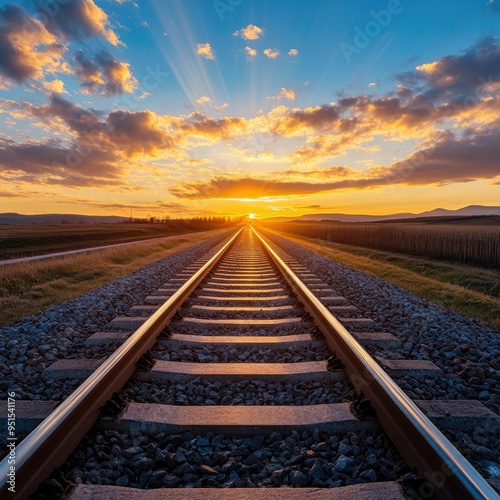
[288,48,299,56]
[268,88,296,101]
[196,96,229,111]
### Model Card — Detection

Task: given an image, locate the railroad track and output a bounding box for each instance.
[1,226,499,499]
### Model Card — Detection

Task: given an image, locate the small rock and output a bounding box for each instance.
[289,470,308,486]
[122,446,143,459]
[162,474,181,487]
[115,475,129,486]
[333,455,355,473]
[200,465,218,475]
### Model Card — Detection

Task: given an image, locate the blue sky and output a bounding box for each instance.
[0,0,499,217]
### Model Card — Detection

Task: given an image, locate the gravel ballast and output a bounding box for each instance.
[262,231,500,415]
[0,232,230,401]
[150,342,332,363]
[59,428,407,488]
[124,378,357,406]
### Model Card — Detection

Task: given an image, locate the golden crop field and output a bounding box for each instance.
[270,222,500,269]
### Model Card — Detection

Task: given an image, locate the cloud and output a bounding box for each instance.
[42,79,68,94]
[74,50,137,95]
[83,200,189,213]
[196,96,229,112]
[279,88,295,100]
[263,48,280,59]
[168,176,326,199]
[233,24,264,40]
[384,127,500,186]
[3,94,247,152]
[34,0,122,46]
[0,95,168,186]
[196,96,212,105]
[105,110,175,155]
[288,49,298,56]
[179,112,248,141]
[0,5,69,83]
[169,123,500,200]
[245,46,257,58]
[268,88,296,101]
[368,82,376,87]
[0,94,249,187]
[3,38,499,193]
[270,104,340,136]
[215,102,229,111]
[400,37,500,102]
[196,43,215,60]
[0,136,124,187]
[276,166,353,179]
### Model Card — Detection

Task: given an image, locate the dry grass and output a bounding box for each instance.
[270,221,500,268]
[0,221,233,259]
[0,229,229,327]
[264,228,500,331]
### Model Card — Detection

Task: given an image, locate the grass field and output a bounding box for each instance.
[263,228,500,331]
[0,221,233,259]
[0,228,230,327]
[268,221,500,269]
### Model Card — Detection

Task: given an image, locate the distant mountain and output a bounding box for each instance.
[418,205,500,218]
[264,205,500,223]
[0,213,129,225]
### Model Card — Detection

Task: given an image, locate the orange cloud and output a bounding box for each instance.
[42,79,68,94]
[3,37,500,193]
[196,43,216,60]
[270,104,340,136]
[233,24,264,40]
[36,0,122,46]
[245,46,257,58]
[263,48,280,59]
[288,49,299,56]
[74,50,137,95]
[195,96,229,112]
[0,5,70,83]
[180,113,249,141]
[268,88,296,101]
[196,96,211,105]
[169,124,500,200]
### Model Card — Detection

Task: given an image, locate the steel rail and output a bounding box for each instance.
[252,226,497,500]
[0,227,243,498]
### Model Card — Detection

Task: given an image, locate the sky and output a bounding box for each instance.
[0,0,499,219]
